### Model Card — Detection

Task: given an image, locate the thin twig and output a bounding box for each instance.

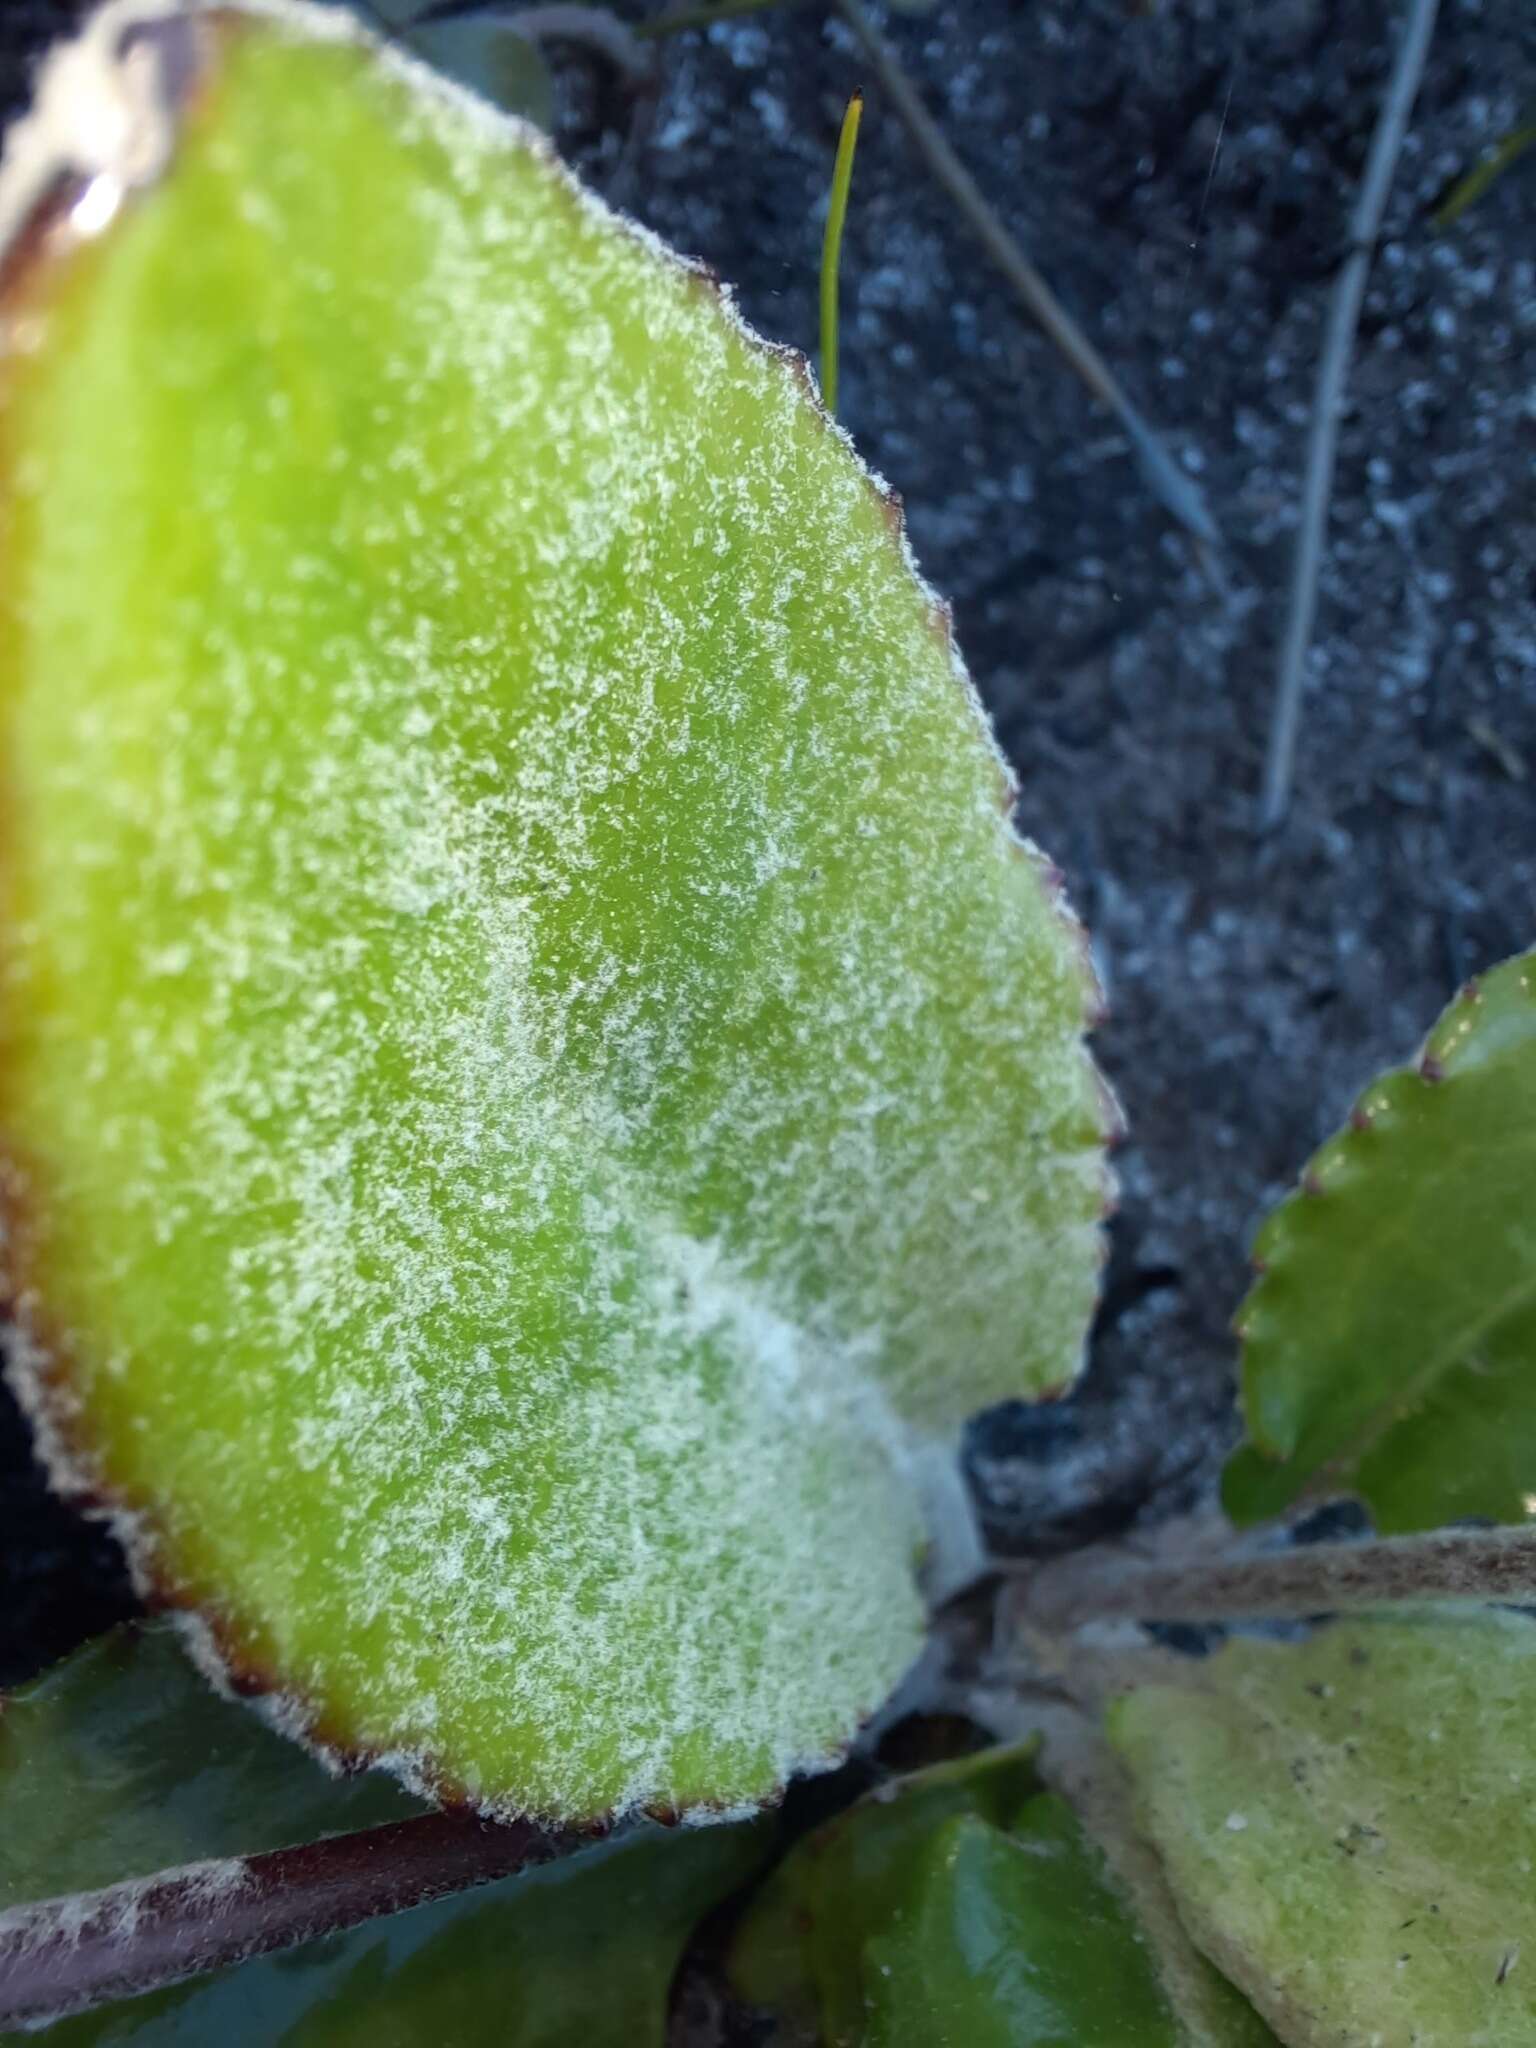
[0,1809,576,2031]
[1020,1522,1536,1634]
[834,0,1218,552]
[1259,0,1440,831]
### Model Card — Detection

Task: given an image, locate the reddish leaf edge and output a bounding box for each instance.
[0,1806,587,2032]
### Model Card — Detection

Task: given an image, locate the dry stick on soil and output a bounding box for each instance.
[834,0,1219,555]
[0,1809,578,2032]
[1020,1522,1536,1636]
[1258,0,1440,832]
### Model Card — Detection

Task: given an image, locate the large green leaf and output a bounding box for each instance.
[0,1623,420,1910]
[728,1746,1260,2045]
[0,1,1109,1824]
[1111,1610,1536,2047]
[1223,949,1536,1529]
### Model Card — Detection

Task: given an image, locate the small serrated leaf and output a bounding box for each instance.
[1110,1610,1536,2047]
[1223,949,1536,1530]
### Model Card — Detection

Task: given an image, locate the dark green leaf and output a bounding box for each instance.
[0,1625,421,1910]
[399,18,556,128]
[728,1741,1042,2034]
[327,0,556,126]
[729,1746,1266,2045]
[0,1625,770,2042]
[1223,949,1536,1529]
[861,1798,1181,2047]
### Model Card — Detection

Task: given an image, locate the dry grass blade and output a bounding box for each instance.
[1259,0,1440,832]
[834,0,1219,553]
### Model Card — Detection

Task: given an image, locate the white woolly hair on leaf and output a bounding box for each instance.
[0,0,1115,1827]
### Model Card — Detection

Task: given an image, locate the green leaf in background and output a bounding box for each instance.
[1223,949,1536,1530]
[861,1798,1182,2048]
[401,18,555,129]
[730,1742,1042,2030]
[325,0,556,127]
[729,1746,1228,2046]
[1111,1609,1536,2048]
[29,1816,771,2047]
[0,1,1110,1825]
[0,1624,421,1910]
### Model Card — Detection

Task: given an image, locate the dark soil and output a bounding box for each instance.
[1,0,1533,1666]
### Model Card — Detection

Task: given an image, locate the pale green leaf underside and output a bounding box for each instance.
[0,2,1107,1823]
[1224,949,1536,1530]
[1112,1610,1536,2048]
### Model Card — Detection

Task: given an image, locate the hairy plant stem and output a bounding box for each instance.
[1259,0,1440,830]
[0,1809,577,2031]
[1019,1522,1536,1635]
